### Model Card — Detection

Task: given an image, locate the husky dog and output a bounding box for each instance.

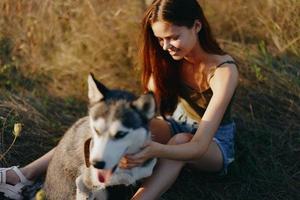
[44,74,157,200]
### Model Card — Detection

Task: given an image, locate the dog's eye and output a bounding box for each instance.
[114,131,129,139]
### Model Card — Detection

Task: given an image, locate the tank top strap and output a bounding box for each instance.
[215,60,237,68]
[207,60,237,82]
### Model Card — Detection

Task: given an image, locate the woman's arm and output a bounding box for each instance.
[131,64,239,162]
[158,64,239,160]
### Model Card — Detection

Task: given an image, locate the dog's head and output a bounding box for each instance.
[84,74,156,184]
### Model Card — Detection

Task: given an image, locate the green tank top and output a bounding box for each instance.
[178,60,236,125]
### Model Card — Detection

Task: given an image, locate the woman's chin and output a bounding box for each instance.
[170,54,183,60]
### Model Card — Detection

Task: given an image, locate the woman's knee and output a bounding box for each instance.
[149,118,172,144]
[168,133,193,145]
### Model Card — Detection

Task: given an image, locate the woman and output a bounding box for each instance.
[0,0,238,199]
[121,0,238,199]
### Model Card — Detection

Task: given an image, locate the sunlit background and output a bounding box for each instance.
[0,0,299,199]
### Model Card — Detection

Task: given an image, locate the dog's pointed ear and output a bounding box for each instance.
[131,92,156,119]
[84,138,92,167]
[88,73,109,104]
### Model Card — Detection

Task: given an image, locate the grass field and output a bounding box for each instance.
[0,0,299,199]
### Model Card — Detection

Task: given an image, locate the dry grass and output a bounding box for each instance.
[0,0,299,95]
[201,0,300,55]
[0,0,145,97]
[0,0,299,199]
[0,87,86,167]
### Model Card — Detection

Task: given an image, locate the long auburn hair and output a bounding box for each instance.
[139,0,226,116]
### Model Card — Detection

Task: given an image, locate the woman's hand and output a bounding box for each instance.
[119,141,160,169]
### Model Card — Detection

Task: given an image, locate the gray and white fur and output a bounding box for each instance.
[44,74,157,200]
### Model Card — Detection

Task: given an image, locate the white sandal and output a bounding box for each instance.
[0,166,33,200]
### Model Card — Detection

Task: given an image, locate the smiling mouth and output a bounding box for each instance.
[168,48,180,55]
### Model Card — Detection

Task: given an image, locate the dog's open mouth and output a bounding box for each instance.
[96,165,118,184]
[97,170,112,183]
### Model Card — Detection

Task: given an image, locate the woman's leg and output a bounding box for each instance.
[5,148,55,184]
[148,118,172,144]
[132,132,224,200]
[131,134,190,200]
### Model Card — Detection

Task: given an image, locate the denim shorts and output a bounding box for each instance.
[165,104,236,174]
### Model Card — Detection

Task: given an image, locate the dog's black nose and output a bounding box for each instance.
[93,161,106,169]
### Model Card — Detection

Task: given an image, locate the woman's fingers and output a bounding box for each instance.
[126,149,148,160]
[119,156,144,169]
[118,142,156,169]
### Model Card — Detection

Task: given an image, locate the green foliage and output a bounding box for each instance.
[257,40,274,67]
[250,64,265,81]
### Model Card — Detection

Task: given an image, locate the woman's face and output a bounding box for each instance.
[151,21,200,60]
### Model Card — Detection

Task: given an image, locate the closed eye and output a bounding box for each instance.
[114,131,129,139]
[171,35,179,40]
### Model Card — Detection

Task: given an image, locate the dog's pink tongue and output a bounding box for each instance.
[97,170,113,183]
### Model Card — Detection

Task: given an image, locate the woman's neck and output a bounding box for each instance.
[183,41,209,65]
